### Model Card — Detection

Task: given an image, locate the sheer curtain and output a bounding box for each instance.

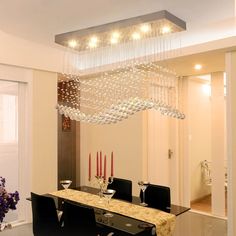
[0,81,19,222]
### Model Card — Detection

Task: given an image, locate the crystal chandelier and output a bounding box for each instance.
[56,11,186,124]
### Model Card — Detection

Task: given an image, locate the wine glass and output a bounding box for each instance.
[102,189,116,217]
[138,181,149,206]
[60,180,72,190]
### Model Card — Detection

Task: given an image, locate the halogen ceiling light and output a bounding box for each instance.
[55,10,186,124]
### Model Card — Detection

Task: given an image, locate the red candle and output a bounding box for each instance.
[96,152,99,176]
[104,155,107,180]
[89,153,91,181]
[100,151,102,177]
[111,151,114,177]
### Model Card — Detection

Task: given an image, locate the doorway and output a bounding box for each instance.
[187,73,227,217]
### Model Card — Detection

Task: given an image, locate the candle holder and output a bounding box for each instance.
[93,176,114,202]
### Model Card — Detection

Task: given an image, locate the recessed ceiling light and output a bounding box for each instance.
[161,26,171,34]
[110,31,120,44]
[90,36,98,43]
[88,36,98,48]
[194,64,202,70]
[68,40,77,48]
[110,37,119,44]
[111,31,120,39]
[132,32,141,40]
[140,24,151,33]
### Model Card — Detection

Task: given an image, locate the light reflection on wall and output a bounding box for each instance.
[202,83,211,97]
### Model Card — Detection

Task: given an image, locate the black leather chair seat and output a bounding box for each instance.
[31,192,63,236]
[62,201,98,236]
[108,177,132,202]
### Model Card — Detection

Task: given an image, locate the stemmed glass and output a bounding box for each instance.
[138,181,149,206]
[102,189,116,217]
[60,180,72,190]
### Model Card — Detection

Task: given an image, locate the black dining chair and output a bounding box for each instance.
[62,201,98,236]
[31,192,63,236]
[140,184,171,212]
[108,177,132,202]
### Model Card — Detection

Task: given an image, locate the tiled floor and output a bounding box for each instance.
[0,211,227,236]
[174,211,227,236]
[0,223,33,236]
[191,192,227,216]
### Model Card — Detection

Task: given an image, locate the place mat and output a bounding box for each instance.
[50,189,176,236]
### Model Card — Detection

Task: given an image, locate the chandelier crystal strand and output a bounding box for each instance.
[58,63,185,123]
[57,11,186,124]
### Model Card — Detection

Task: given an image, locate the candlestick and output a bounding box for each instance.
[104,155,107,180]
[96,152,99,176]
[111,151,114,177]
[89,153,91,181]
[95,173,113,202]
[100,151,102,177]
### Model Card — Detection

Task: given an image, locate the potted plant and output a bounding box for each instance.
[0,177,19,231]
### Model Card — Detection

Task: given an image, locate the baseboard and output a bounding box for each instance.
[10,220,28,227]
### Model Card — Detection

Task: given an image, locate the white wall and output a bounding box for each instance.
[188,78,212,201]
[80,112,145,196]
[0,30,64,73]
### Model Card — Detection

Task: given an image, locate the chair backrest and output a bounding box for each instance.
[62,201,97,236]
[140,184,171,211]
[108,177,132,202]
[31,192,61,236]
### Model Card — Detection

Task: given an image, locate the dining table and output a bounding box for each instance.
[48,186,190,236]
[76,186,190,216]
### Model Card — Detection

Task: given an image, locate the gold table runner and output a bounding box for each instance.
[50,189,176,236]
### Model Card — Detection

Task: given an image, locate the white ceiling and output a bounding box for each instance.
[166,49,226,76]
[0,0,234,46]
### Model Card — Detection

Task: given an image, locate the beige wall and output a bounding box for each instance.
[211,72,226,216]
[147,109,181,205]
[80,112,145,196]
[188,78,212,201]
[226,51,236,236]
[31,70,58,193]
[76,122,80,186]
[147,110,170,186]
